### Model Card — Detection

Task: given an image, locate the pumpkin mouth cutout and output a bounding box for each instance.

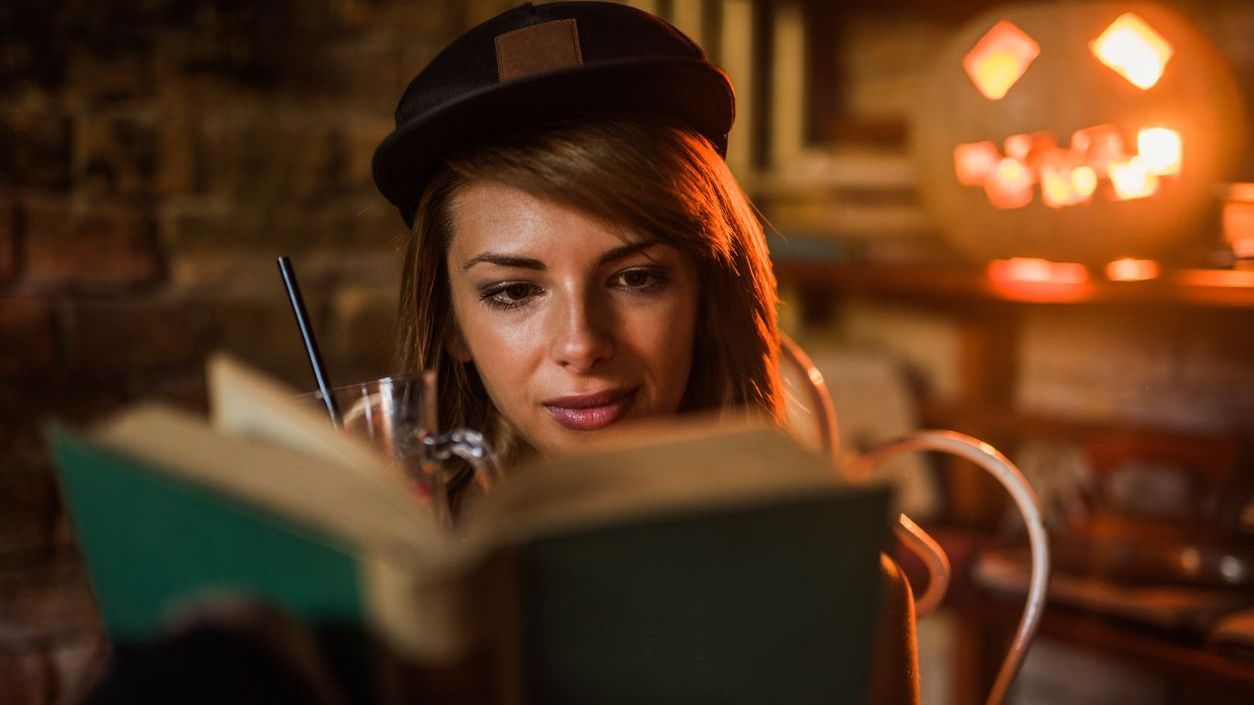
[953,124,1182,210]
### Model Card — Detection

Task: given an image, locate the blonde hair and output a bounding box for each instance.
[394,115,782,469]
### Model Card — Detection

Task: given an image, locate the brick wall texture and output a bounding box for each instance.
[0,1,520,700]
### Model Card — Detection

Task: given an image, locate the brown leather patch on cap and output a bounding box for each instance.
[495,19,583,82]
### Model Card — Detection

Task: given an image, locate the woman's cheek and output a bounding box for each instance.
[458,305,546,408]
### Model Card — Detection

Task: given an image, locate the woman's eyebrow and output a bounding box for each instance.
[462,253,545,271]
[462,239,662,271]
[598,239,661,265]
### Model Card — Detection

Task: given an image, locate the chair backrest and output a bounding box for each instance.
[778,333,839,460]
[777,333,1051,705]
[777,333,951,617]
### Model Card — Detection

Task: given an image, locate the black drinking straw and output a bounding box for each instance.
[277,256,342,428]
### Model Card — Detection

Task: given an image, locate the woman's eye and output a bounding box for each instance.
[501,283,533,300]
[613,267,669,291]
[481,282,541,310]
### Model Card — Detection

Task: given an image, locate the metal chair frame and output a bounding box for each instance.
[779,334,1049,705]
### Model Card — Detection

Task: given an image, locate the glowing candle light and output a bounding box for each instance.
[989,258,1090,284]
[1041,166,1077,208]
[1004,133,1057,175]
[1071,124,1126,172]
[964,21,1040,100]
[951,122,1185,210]
[1040,162,1096,208]
[954,141,1001,185]
[992,257,1051,282]
[1105,257,1160,281]
[1071,165,1098,198]
[1137,127,1182,175]
[1005,133,1034,161]
[1109,157,1160,200]
[984,158,1034,209]
[988,258,1091,302]
[1091,13,1173,89]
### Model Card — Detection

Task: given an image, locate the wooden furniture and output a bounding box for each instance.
[774,255,1253,523]
[934,527,1254,705]
[775,261,1254,309]
[774,254,1254,704]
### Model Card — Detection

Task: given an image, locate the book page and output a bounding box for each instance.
[207,353,412,497]
[465,415,853,544]
[94,403,450,565]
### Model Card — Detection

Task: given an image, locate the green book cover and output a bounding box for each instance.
[501,486,893,705]
[49,427,367,643]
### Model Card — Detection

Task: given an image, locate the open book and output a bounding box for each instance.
[49,354,893,705]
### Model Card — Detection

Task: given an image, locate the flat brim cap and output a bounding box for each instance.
[372,1,735,228]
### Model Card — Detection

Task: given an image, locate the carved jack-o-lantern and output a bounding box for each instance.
[914,3,1246,264]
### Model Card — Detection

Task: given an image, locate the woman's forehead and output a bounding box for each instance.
[447,180,653,258]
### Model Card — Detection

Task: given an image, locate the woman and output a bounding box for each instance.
[372,4,919,704]
[374,2,782,472]
[392,115,781,470]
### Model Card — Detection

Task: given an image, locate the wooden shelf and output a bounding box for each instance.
[918,400,1242,448]
[773,259,1254,309]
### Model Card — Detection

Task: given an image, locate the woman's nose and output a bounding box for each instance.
[549,294,613,372]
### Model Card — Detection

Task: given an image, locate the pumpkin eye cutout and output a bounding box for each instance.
[1090,13,1173,89]
[963,21,1040,100]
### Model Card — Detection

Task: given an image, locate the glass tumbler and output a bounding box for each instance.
[302,372,502,528]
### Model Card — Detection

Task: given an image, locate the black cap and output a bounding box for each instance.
[371,1,735,227]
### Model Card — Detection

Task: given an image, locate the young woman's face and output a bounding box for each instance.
[446,181,700,457]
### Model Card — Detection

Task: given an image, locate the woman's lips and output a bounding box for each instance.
[543,387,639,431]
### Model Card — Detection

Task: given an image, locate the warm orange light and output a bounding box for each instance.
[1105,257,1160,281]
[1071,165,1098,198]
[1040,167,1074,209]
[1004,133,1059,174]
[1071,124,1127,172]
[954,141,1002,185]
[989,257,1090,284]
[959,123,1185,208]
[1040,164,1098,209]
[964,21,1040,100]
[1176,269,1254,289]
[988,258,1091,301]
[1223,183,1254,258]
[1109,157,1160,200]
[1230,183,1254,202]
[985,158,1034,209]
[1091,13,1173,89]
[1137,127,1182,175]
[1004,133,1032,161]
[1040,169,1070,208]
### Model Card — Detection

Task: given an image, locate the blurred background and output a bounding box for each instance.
[1,0,1252,703]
